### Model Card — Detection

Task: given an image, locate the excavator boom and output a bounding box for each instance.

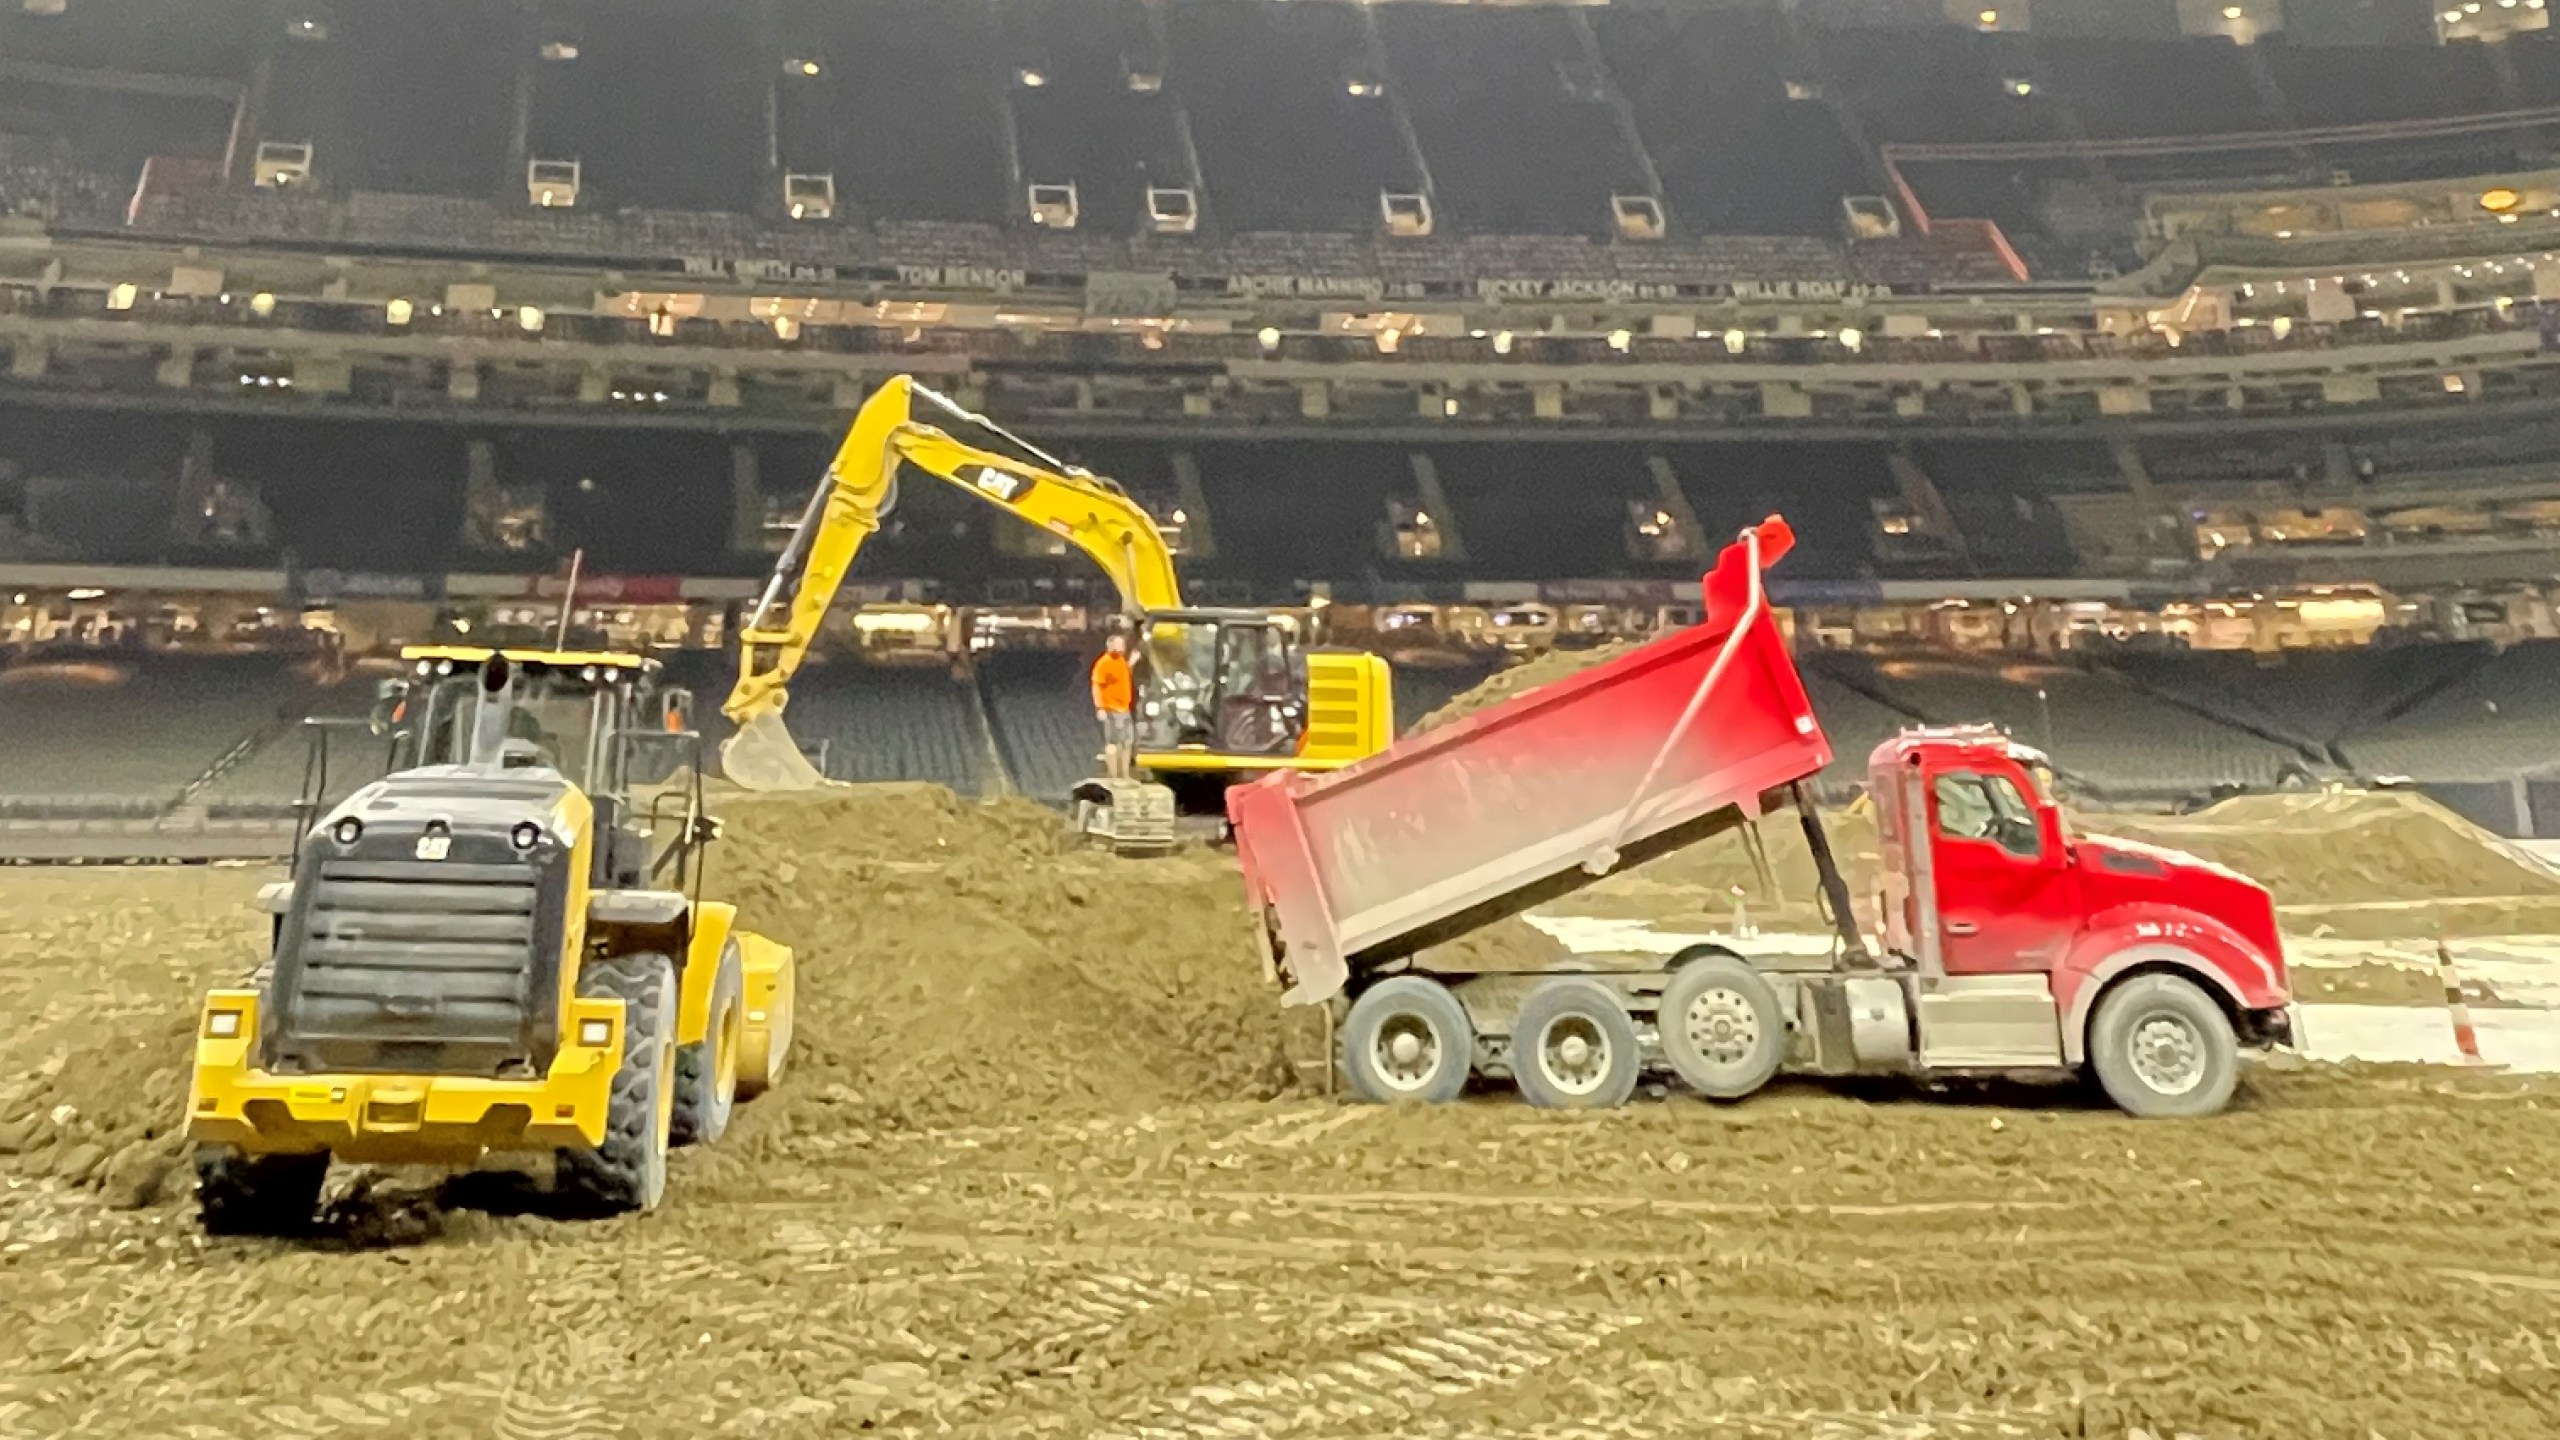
[719,375,1185,790]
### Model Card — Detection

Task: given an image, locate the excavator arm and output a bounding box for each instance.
[720,374,1184,789]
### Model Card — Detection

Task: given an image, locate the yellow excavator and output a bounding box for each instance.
[720,375,1394,852]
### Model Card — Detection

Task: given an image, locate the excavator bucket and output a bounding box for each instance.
[720,711,829,791]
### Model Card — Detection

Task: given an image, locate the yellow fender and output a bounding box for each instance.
[734,933,795,1098]
[677,901,739,1047]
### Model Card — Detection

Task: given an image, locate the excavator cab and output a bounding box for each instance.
[1133,610,1307,759]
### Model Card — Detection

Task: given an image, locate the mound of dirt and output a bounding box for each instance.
[2092,790,2560,904]
[705,783,1310,1133]
[1411,644,1639,732]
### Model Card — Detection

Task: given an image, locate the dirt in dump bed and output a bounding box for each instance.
[1411,642,1640,732]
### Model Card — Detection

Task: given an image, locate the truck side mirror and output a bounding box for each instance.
[369,678,411,737]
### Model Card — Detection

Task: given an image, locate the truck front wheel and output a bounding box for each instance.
[1658,956,1786,1101]
[2087,973,2240,1119]
[1340,977,1473,1104]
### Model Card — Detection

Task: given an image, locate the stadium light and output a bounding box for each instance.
[518,306,545,333]
[386,298,413,325]
[107,283,136,312]
[1722,329,1748,355]
[1491,330,1514,355]
[1256,326,1280,351]
[773,315,802,342]
[1017,66,1046,88]
[1838,327,1864,352]
[1606,329,1633,352]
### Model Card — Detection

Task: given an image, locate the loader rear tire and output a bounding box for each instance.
[1511,978,1641,1110]
[555,952,677,1214]
[1658,956,1786,1101]
[671,942,744,1147]
[1340,977,1473,1104]
[194,1146,326,1238]
[2087,973,2239,1120]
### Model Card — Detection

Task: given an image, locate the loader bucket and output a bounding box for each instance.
[720,711,828,791]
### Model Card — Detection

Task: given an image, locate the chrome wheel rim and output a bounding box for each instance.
[2128,1012,2206,1096]
[1683,987,1761,1070]
[1537,1014,1613,1096]
[1371,1014,1445,1094]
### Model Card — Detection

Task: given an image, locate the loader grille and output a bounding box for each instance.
[261,848,569,1078]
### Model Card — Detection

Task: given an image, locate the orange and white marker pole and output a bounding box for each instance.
[2437,937,2486,1066]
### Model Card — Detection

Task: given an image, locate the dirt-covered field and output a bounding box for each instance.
[7,780,2560,1440]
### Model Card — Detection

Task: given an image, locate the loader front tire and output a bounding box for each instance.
[671,942,744,1147]
[555,952,677,1215]
[195,1145,327,1238]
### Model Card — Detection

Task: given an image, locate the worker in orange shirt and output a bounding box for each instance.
[1090,630,1135,780]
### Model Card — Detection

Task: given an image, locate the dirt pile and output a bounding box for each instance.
[1412,643,1639,732]
[698,782,1309,1132]
[2092,790,2560,904]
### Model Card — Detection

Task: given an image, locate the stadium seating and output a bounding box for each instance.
[1374,4,1652,237]
[0,0,262,79]
[775,660,989,793]
[999,0,1190,234]
[1590,5,1869,238]
[1190,443,1413,584]
[978,648,1099,801]
[527,0,766,214]
[1167,0,1421,234]
[1813,651,2314,794]
[2341,639,2560,781]
[314,0,520,199]
[1428,445,1658,580]
[777,0,1012,224]
[0,656,316,813]
[2105,644,2486,755]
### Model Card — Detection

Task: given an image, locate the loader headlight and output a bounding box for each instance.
[578,1018,614,1048]
[204,1008,244,1039]
[331,817,363,846]
[510,821,543,852]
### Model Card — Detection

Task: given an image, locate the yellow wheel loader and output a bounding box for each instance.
[185,646,794,1233]
[721,374,1395,853]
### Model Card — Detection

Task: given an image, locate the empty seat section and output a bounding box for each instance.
[1829,655,2306,792]
[1191,443,1406,584]
[2260,44,2454,129]
[216,420,470,573]
[0,0,262,77]
[777,663,985,792]
[528,0,764,212]
[324,0,518,197]
[2108,645,2484,753]
[778,0,1009,224]
[1592,5,1867,236]
[979,649,1097,800]
[1168,0,1417,233]
[2341,641,2560,781]
[0,656,309,810]
[1001,0,1188,232]
[0,78,235,183]
[1666,443,1896,579]
[1819,26,2053,146]
[1377,5,1650,236]
[1431,445,1654,579]
[2034,38,2268,139]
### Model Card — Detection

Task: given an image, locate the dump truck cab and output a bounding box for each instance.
[1871,726,2292,1081]
[185,645,794,1234]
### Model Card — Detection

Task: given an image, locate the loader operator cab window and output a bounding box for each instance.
[1933,770,2043,861]
[406,663,611,789]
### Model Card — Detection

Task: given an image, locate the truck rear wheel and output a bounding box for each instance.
[671,942,744,1147]
[1658,955,1786,1101]
[195,1146,327,1237]
[1340,977,1472,1104]
[2087,973,2239,1119]
[556,952,677,1214]
[1510,978,1640,1110]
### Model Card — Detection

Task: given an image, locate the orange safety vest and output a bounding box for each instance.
[1090,652,1134,713]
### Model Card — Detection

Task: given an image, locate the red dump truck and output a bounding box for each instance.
[1228,518,2296,1118]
